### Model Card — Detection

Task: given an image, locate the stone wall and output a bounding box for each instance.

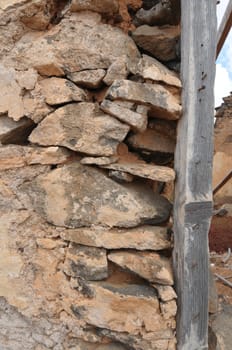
[0,1,181,349]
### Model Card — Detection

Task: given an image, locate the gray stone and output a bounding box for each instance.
[63,243,108,281]
[67,69,106,89]
[29,103,129,157]
[132,25,180,61]
[101,99,147,132]
[20,162,172,228]
[0,116,34,144]
[108,170,134,183]
[60,225,171,251]
[108,251,174,285]
[102,161,175,182]
[106,80,181,120]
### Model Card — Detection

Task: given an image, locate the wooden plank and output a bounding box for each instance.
[173,1,216,349]
[216,0,232,58]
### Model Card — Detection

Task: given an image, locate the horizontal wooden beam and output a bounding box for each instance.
[217,0,232,58]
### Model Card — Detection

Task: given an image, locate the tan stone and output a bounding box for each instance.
[128,120,176,155]
[16,68,38,90]
[81,156,118,166]
[102,161,175,182]
[160,300,177,320]
[36,237,67,250]
[7,13,140,76]
[70,0,119,14]
[132,25,180,61]
[0,145,72,170]
[60,225,171,251]
[0,116,34,144]
[29,103,129,156]
[72,282,166,334]
[130,54,181,88]
[101,99,147,132]
[213,152,232,205]
[108,251,174,285]
[20,162,172,228]
[103,59,128,86]
[67,69,106,89]
[39,77,89,105]
[106,79,181,120]
[63,243,108,281]
[152,284,177,302]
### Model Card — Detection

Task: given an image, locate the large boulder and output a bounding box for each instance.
[29,103,130,157]
[20,162,172,228]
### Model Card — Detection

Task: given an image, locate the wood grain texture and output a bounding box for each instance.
[173,1,216,349]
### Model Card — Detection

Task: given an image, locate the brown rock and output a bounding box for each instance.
[60,225,171,251]
[106,79,181,120]
[130,54,181,88]
[8,13,140,76]
[63,243,108,281]
[160,300,177,319]
[102,162,175,182]
[0,145,72,170]
[103,59,128,86]
[67,69,106,89]
[20,162,172,228]
[152,284,177,302]
[108,251,174,285]
[70,0,119,14]
[72,282,167,334]
[0,116,34,144]
[39,77,89,105]
[80,156,118,166]
[132,25,180,61]
[101,99,147,132]
[29,103,129,157]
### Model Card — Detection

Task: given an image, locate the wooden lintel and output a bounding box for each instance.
[174,1,216,349]
[217,0,232,58]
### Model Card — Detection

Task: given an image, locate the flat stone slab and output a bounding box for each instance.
[101,99,147,132]
[101,161,175,182]
[0,145,72,170]
[132,25,180,62]
[60,225,171,251]
[20,162,172,228]
[106,79,181,120]
[67,69,106,89]
[130,54,181,88]
[29,103,130,157]
[108,251,174,285]
[63,243,108,280]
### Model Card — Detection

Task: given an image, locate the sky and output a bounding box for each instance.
[215,0,232,107]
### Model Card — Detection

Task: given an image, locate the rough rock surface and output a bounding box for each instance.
[67,69,106,89]
[106,79,181,120]
[101,99,147,132]
[0,145,72,170]
[38,77,89,105]
[153,284,177,302]
[29,103,130,156]
[108,251,174,284]
[63,243,108,280]
[6,13,140,76]
[20,162,172,228]
[70,0,119,14]
[0,116,34,144]
[60,225,171,250]
[132,25,180,61]
[130,54,181,88]
[101,161,175,182]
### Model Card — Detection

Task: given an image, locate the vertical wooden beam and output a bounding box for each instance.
[173,1,216,349]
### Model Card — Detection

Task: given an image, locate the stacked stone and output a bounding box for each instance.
[0,1,181,349]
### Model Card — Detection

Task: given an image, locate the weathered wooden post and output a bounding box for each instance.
[174,1,216,349]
